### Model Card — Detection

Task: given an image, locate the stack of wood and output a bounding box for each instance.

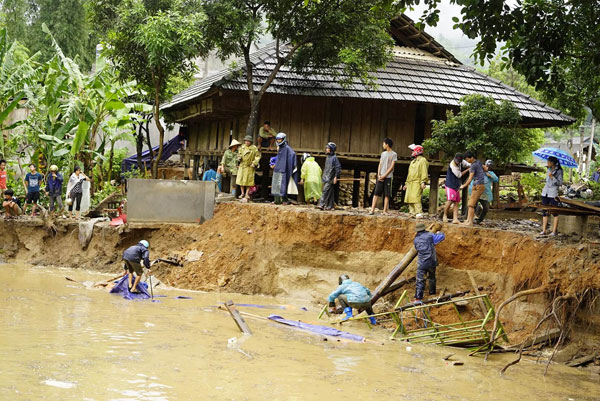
[536,197,600,217]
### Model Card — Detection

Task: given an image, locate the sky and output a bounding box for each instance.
[406,1,481,64]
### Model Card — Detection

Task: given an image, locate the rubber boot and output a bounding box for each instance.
[341,307,353,321]
[369,316,377,325]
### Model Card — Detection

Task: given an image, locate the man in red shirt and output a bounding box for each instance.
[0,160,7,191]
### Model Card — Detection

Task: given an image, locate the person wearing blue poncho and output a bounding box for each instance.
[271,133,297,205]
[327,275,377,325]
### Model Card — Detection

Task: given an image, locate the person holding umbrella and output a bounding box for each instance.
[540,156,563,236]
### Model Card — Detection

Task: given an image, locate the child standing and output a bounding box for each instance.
[23,164,44,216]
[443,153,469,223]
[45,165,64,216]
[370,138,397,215]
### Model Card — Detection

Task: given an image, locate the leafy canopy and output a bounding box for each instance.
[412,0,595,121]
[424,94,544,164]
[89,0,205,102]
[0,0,97,70]
[202,0,399,135]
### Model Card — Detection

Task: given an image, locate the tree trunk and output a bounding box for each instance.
[151,78,164,179]
[246,99,260,139]
[107,142,114,184]
[136,121,144,172]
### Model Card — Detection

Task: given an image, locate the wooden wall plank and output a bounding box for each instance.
[328,98,343,149]
[339,99,353,153]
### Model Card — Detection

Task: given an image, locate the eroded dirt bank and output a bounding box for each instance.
[1,203,600,347]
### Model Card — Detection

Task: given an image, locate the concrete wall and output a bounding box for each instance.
[127,179,215,223]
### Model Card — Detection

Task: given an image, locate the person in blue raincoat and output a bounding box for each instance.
[413,222,445,302]
[271,133,297,204]
[318,142,341,210]
[328,274,377,324]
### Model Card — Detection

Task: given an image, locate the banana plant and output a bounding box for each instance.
[0,28,40,156]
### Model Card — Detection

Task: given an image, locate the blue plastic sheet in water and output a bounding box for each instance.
[267,315,365,343]
[232,303,308,311]
[110,275,151,300]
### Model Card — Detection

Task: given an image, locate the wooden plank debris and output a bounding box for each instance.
[567,354,597,367]
[380,277,416,297]
[467,271,488,318]
[224,300,252,335]
[506,328,561,350]
[558,197,600,213]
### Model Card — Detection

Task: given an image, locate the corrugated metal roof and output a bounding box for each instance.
[161,37,574,127]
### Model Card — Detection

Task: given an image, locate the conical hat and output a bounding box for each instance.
[229,139,242,148]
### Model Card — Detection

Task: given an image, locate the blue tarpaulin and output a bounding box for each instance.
[121,135,183,172]
[267,314,365,342]
[110,275,151,300]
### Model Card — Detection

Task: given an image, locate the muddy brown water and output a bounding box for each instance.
[1,264,598,401]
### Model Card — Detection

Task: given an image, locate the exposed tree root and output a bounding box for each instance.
[472,285,553,359]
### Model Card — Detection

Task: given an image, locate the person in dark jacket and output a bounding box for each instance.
[45,165,64,216]
[271,133,297,204]
[318,142,341,210]
[413,222,445,302]
[122,240,152,293]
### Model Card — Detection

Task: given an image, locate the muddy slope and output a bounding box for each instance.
[1,204,599,341]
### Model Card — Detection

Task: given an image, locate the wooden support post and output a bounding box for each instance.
[224,300,252,334]
[192,156,200,180]
[428,172,439,215]
[461,186,468,216]
[352,169,360,208]
[492,181,500,209]
[370,246,418,305]
[467,271,488,318]
[363,171,371,209]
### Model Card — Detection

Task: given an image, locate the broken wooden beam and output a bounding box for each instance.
[506,328,561,350]
[380,277,416,297]
[371,247,418,304]
[467,271,488,318]
[558,197,600,213]
[566,354,597,367]
[224,300,252,335]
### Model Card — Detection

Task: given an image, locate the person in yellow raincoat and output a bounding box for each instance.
[236,135,261,200]
[300,153,322,204]
[403,145,429,217]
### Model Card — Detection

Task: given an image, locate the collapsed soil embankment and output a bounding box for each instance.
[1,203,599,346]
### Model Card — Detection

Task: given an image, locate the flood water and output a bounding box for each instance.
[1,264,598,401]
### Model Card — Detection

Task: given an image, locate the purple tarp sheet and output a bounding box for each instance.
[121,135,183,172]
[267,314,365,343]
[110,275,151,300]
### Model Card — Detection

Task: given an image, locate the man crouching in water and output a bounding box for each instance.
[327,274,377,325]
[122,240,152,293]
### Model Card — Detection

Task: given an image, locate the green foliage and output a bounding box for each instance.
[91,180,120,206]
[0,28,39,155]
[89,0,205,103]
[411,0,593,122]
[520,172,545,199]
[89,0,205,177]
[201,0,399,135]
[1,0,97,71]
[424,94,545,164]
